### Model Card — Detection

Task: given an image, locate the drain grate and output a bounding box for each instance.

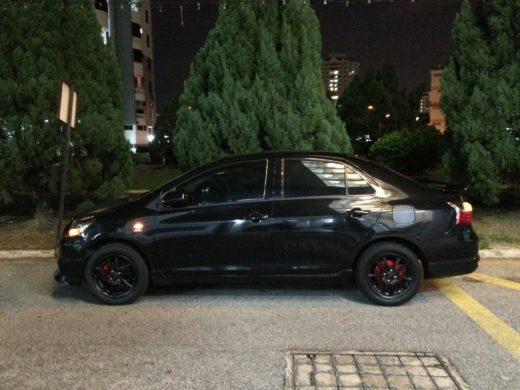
[284,351,469,389]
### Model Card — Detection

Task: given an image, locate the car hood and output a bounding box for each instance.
[72,196,144,221]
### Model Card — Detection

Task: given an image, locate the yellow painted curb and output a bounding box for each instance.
[467,273,520,291]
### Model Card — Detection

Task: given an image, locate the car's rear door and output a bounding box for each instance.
[270,157,382,275]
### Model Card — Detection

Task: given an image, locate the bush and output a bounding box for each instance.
[369,126,442,176]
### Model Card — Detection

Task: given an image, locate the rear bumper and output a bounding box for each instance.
[425,255,479,279]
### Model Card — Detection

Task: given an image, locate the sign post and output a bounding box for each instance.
[56,82,78,243]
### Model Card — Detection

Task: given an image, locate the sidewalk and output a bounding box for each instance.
[0,248,519,260]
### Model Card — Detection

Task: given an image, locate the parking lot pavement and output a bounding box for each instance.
[0,259,519,389]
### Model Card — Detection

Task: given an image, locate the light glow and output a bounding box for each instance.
[67,227,82,237]
[65,218,95,238]
[133,222,144,233]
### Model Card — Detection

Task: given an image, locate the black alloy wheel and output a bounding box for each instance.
[355,243,422,306]
[85,244,149,305]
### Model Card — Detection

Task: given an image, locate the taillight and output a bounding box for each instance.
[448,202,473,225]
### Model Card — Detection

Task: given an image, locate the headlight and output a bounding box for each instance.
[66,217,95,238]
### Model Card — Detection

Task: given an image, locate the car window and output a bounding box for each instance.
[346,167,375,195]
[180,160,267,205]
[283,159,346,197]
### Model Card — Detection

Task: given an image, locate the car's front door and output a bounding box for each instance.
[153,159,274,278]
[270,158,382,274]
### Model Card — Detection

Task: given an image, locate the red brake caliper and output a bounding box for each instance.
[100,261,111,281]
[373,258,392,287]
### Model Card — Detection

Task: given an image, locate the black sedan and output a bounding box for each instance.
[55,151,479,306]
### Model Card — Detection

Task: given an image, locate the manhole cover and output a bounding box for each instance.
[284,351,469,389]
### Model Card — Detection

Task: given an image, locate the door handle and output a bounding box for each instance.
[348,207,371,218]
[248,212,269,223]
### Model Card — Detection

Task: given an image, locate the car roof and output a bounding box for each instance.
[211,150,367,165]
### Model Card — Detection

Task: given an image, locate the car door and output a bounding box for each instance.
[270,157,382,274]
[153,159,275,278]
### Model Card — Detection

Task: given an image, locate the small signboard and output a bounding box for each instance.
[56,81,78,244]
[58,81,78,128]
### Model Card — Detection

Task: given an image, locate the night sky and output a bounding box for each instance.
[152,0,462,112]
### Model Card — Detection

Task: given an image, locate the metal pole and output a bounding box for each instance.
[56,91,73,244]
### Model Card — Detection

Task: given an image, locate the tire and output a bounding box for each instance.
[355,242,423,306]
[84,243,149,305]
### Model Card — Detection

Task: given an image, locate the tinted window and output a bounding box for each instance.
[346,167,375,195]
[283,159,346,197]
[181,161,267,205]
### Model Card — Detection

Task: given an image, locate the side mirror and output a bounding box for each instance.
[161,190,191,208]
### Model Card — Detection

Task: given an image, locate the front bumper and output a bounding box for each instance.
[54,238,86,285]
[55,257,84,285]
[54,269,69,284]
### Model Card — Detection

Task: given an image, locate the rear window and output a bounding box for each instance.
[349,158,426,194]
[283,159,377,197]
[283,159,346,197]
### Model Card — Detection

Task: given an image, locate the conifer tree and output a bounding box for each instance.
[174,0,351,169]
[442,0,520,204]
[0,1,132,213]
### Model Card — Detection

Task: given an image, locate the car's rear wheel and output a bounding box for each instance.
[84,244,149,305]
[355,243,422,306]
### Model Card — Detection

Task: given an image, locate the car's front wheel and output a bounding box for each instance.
[355,243,422,306]
[84,243,149,305]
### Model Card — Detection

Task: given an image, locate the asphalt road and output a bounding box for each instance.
[0,258,519,389]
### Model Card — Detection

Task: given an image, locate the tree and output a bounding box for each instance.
[442,0,520,204]
[174,0,351,169]
[337,61,421,155]
[0,1,132,213]
[149,97,179,165]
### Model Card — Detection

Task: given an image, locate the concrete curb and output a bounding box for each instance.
[479,248,520,259]
[0,248,519,260]
[0,250,54,259]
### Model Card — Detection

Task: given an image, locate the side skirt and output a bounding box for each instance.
[150,270,354,286]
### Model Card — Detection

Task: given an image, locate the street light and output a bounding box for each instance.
[367,105,375,111]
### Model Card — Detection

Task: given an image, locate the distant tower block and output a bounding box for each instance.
[92,0,156,150]
[322,53,360,102]
[428,69,446,133]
